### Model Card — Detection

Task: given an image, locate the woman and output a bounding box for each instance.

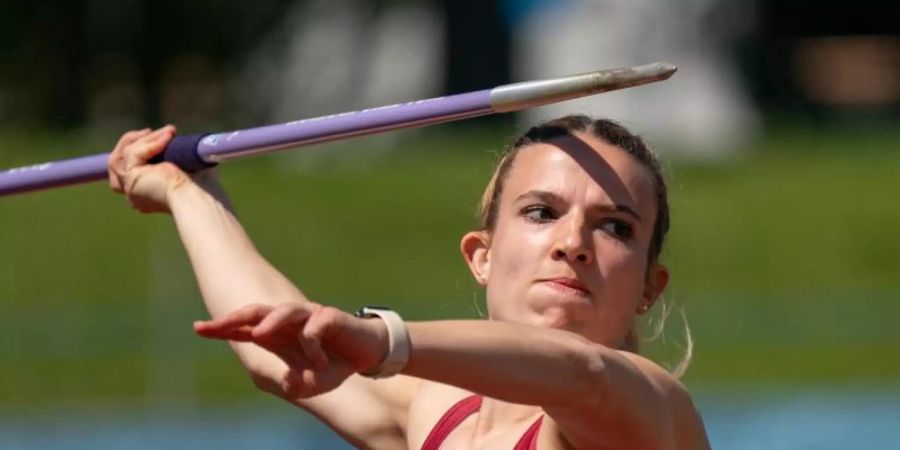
[108,115,710,449]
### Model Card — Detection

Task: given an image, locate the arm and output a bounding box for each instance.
[108,127,418,449]
[170,180,420,448]
[199,305,708,450]
[403,320,709,449]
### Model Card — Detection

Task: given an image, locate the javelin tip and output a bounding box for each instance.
[652,61,678,78]
[490,61,678,112]
[639,61,677,80]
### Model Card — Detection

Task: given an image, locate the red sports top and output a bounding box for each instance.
[420,395,543,450]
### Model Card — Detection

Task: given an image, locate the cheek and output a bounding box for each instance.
[487,237,529,292]
[490,221,545,273]
[596,243,647,299]
[484,226,544,315]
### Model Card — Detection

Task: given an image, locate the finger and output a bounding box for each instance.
[114,128,152,153]
[109,169,124,194]
[109,128,151,193]
[122,165,151,198]
[111,128,153,168]
[111,128,152,168]
[253,303,313,342]
[299,332,328,370]
[124,125,176,172]
[271,345,312,368]
[300,307,337,369]
[194,322,254,341]
[219,328,255,341]
[123,125,175,171]
[195,304,273,332]
[200,304,272,329]
[282,367,320,399]
[282,358,355,399]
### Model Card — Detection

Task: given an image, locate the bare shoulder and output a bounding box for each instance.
[616,351,687,396]
[617,351,711,450]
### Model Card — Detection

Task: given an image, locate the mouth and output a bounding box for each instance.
[540,277,591,296]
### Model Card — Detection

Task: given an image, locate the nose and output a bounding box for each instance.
[550,214,593,265]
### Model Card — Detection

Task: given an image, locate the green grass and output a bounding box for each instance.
[1,124,899,406]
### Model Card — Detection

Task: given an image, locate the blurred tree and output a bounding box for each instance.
[0,0,537,129]
[440,0,511,102]
[0,0,296,128]
[0,1,87,127]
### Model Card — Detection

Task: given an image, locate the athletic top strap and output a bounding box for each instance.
[420,395,543,450]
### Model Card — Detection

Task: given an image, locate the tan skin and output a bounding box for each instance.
[108,125,710,450]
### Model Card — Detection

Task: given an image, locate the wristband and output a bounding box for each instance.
[354,306,410,379]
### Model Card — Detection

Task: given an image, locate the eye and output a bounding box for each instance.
[522,205,558,223]
[599,219,634,240]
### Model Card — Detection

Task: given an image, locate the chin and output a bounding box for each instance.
[536,306,585,333]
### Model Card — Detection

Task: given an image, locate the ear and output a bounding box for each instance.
[460,231,491,286]
[640,262,669,313]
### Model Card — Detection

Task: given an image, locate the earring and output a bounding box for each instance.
[637,304,649,314]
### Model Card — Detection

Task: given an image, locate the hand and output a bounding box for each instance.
[193,303,389,398]
[108,125,220,214]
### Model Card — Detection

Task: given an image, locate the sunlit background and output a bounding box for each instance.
[1,0,899,449]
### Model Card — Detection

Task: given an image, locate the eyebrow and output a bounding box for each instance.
[514,189,643,223]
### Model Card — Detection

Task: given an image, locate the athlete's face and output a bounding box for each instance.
[461,132,668,347]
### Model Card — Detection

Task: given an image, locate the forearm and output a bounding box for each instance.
[168,180,309,318]
[403,320,610,407]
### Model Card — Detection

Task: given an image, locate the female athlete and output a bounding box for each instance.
[107,115,710,449]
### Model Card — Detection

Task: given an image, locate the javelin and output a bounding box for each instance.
[0,62,676,197]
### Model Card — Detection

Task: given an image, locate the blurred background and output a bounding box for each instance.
[1,0,898,448]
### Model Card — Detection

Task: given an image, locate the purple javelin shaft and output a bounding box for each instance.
[197,90,492,163]
[0,91,492,197]
[0,62,676,197]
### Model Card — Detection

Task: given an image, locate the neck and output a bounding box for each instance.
[470,396,541,442]
[621,326,639,353]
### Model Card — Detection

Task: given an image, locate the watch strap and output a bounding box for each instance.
[355,306,410,379]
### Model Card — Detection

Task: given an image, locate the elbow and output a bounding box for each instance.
[245,364,287,399]
[578,343,613,405]
[229,345,296,400]
[249,371,279,395]
[542,339,613,409]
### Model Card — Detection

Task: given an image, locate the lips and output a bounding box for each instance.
[541,277,590,295]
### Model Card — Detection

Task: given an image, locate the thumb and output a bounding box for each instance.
[300,307,340,369]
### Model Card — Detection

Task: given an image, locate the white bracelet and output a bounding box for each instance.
[354,306,410,379]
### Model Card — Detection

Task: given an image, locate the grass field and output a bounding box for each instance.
[1,124,899,407]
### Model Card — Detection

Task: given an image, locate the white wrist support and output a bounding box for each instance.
[355,306,410,379]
